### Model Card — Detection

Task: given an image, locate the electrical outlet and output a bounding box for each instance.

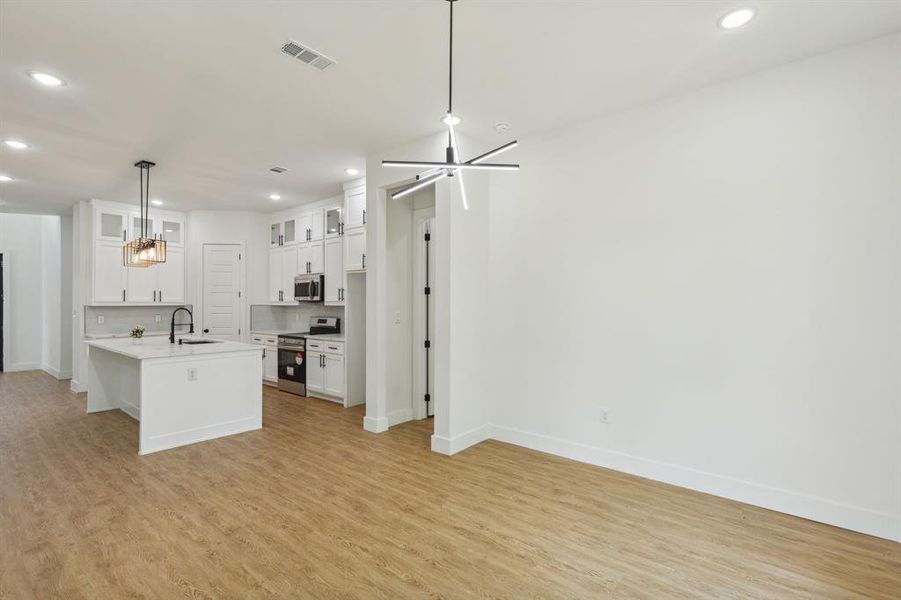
[187,368,197,381]
[97,315,105,324]
[599,409,610,424]
[394,311,401,324]
[154,314,161,323]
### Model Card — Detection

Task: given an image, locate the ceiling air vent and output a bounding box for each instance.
[270,166,287,174]
[280,39,336,72]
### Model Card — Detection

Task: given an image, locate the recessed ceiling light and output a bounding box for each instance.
[150,199,163,206]
[269,193,281,201]
[345,168,359,176]
[0,175,13,182]
[4,140,29,150]
[719,8,755,29]
[27,71,65,87]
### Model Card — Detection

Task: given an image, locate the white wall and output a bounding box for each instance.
[0,214,44,370]
[185,210,270,340]
[0,212,71,377]
[486,35,901,541]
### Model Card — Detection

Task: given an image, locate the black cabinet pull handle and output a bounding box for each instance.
[362,253,366,269]
[159,290,162,302]
[362,209,366,224]
[153,290,156,302]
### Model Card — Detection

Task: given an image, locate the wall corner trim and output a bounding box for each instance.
[431,424,492,456]
[363,415,389,433]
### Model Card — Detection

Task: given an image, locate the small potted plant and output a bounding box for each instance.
[130,324,145,345]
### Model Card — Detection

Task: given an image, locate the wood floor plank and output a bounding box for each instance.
[1,370,898,599]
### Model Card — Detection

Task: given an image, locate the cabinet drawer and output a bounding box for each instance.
[251,334,279,346]
[251,335,264,344]
[307,340,344,355]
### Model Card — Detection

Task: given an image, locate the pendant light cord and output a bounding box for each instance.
[448,0,453,116]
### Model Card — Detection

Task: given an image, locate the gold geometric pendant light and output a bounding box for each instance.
[124,160,167,267]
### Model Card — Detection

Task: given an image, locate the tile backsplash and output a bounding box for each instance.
[250,304,344,333]
[84,305,193,337]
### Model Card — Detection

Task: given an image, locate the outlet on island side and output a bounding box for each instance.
[187,368,197,381]
[154,314,161,323]
[599,408,610,424]
[97,315,105,324]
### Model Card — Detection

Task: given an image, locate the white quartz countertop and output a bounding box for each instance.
[84,331,172,340]
[85,336,262,360]
[304,334,345,342]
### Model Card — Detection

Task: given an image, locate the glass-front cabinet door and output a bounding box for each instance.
[95,208,128,242]
[270,217,297,247]
[130,214,155,239]
[270,222,281,247]
[161,218,183,246]
[325,206,342,238]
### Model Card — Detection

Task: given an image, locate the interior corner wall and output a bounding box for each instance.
[40,215,62,376]
[486,34,901,541]
[0,214,44,370]
[185,211,270,340]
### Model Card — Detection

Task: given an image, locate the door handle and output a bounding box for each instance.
[203,328,210,334]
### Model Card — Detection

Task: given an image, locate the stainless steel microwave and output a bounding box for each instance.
[294,274,323,302]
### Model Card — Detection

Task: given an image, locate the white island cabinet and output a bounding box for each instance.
[85,336,262,455]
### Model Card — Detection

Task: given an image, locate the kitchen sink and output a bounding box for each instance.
[179,339,222,345]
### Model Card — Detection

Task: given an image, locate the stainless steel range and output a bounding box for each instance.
[277,317,340,396]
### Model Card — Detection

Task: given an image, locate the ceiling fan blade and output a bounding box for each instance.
[392,170,448,200]
[465,140,518,165]
[384,160,518,171]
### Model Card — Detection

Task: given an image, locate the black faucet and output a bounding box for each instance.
[170,307,194,343]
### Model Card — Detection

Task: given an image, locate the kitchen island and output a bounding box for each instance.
[85,336,263,455]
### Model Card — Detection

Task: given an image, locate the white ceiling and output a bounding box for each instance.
[1,1,899,215]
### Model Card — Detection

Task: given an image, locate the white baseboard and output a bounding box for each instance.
[70,379,86,393]
[388,407,413,427]
[3,361,40,372]
[431,424,492,456]
[41,364,72,380]
[139,416,261,455]
[491,425,901,543]
[363,415,388,433]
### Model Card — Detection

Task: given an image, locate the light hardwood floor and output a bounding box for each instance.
[0,370,898,599]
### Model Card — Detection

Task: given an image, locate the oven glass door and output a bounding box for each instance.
[278,347,305,383]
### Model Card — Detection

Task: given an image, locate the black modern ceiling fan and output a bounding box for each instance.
[382,0,519,206]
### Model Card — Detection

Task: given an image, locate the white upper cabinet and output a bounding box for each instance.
[298,208,323,242]
[269,248,283,302]
[95,209,128,242]
[298,241,323,275]
[269,246,300,303]
[270,216,298,247]
[324,236,344,304]
[344,186,366,230]
[126,263,157,303]
[157,247,185,304]
[93,241,126,303]
[89,202,187,305]
[344,228,366,272]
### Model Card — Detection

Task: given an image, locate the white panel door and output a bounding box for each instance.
[306,352,324,393]
[324,237,343,303]
[203,244,242,341]
[269,248,283,302]
[344,228,366,271]
[157,247,185,304]
[93,241,126,302]
[344,188,366,229]
[323,354,345,398]
[126,263,157,303]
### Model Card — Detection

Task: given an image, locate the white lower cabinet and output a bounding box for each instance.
[251,334,279,385]
[323,353,345,397]
[306,351,324,394]
[305,340,344,402]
